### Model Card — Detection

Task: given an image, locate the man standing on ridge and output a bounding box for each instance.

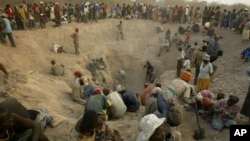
[71,27,80,55]
[116,20,124,41]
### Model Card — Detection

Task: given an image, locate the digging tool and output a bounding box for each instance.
[193,102,205,140]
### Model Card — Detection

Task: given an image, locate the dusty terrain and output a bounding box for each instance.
[0,17,250,141]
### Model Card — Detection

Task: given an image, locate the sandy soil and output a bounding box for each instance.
[0,18,250,141]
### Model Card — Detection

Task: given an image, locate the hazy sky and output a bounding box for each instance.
[195,0,250,6]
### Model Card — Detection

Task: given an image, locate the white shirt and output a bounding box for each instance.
[52,43,61,53]
[142,5,147,13]
[183,59,191,70]
[177,51,185,60]
[198,62,213,78]
[106,91,127,118]
[185,8,189,15]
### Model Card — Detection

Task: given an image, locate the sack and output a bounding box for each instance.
[168,106,183,127]
[95,125,122,141]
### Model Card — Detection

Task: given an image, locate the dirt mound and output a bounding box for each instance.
[0,18,250,141]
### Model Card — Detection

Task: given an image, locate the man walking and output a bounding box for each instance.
[116,20,124,41]
[1,13,16,47]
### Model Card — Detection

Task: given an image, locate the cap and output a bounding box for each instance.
[94,87,102,94]
[151,87,162,95]
[202,54,210,61]
[116,85,124,92]
[74,71,82,77]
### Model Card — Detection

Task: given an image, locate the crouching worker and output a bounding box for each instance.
[84,87,113,119]
[69,110,98,140]
[212,94,240,132]
[241,46,250,62]
[50,60,64,76]
[51,42,66,53]
[196,90,215,119]
[0,106,50,141]
[136,113,182,141]
[70,110,122,141]
[72,76,86,105]
[117,85,140,113]
[103,88,127,120]
[164,71,196,107]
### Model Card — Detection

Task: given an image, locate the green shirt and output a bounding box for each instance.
[85,94,111,114]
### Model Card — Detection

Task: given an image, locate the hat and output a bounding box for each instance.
[201,90,211,98]
[118,69,125,76]
[138,114,165,140]
[246,66,250,77]
[186,5,189,7]
[202,54,210,61]
[40,1,44,4]
[116,85,124,92]
[180,71,192,82]
[94,87,102,94]
[168,107,183,126]
[151,87,162,95]
[73,71,82,77]
[217,92,225,101]
[202,97,213,108]
[244,8,248,11]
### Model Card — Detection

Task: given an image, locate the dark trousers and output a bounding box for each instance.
[194,65,200,85]
[176,60,183,77]
[1,32,16,47]
[0,32,6,44]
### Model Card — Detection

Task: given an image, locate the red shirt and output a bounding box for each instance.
[5,8,13,18]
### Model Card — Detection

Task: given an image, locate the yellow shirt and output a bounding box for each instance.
[18,8,26,20]
[69,128,96,141]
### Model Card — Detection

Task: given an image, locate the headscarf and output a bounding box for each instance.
[228,94,239,103]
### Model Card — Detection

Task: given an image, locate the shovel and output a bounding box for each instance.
[193,102,205,140]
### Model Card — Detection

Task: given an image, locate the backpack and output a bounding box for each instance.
[0,16,5,31]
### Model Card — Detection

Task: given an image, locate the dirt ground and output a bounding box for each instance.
[0,18,250,141]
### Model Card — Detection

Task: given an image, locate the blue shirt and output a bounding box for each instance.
[157,93,172,118]
[121,90,139,112]
[3,18,12,33]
